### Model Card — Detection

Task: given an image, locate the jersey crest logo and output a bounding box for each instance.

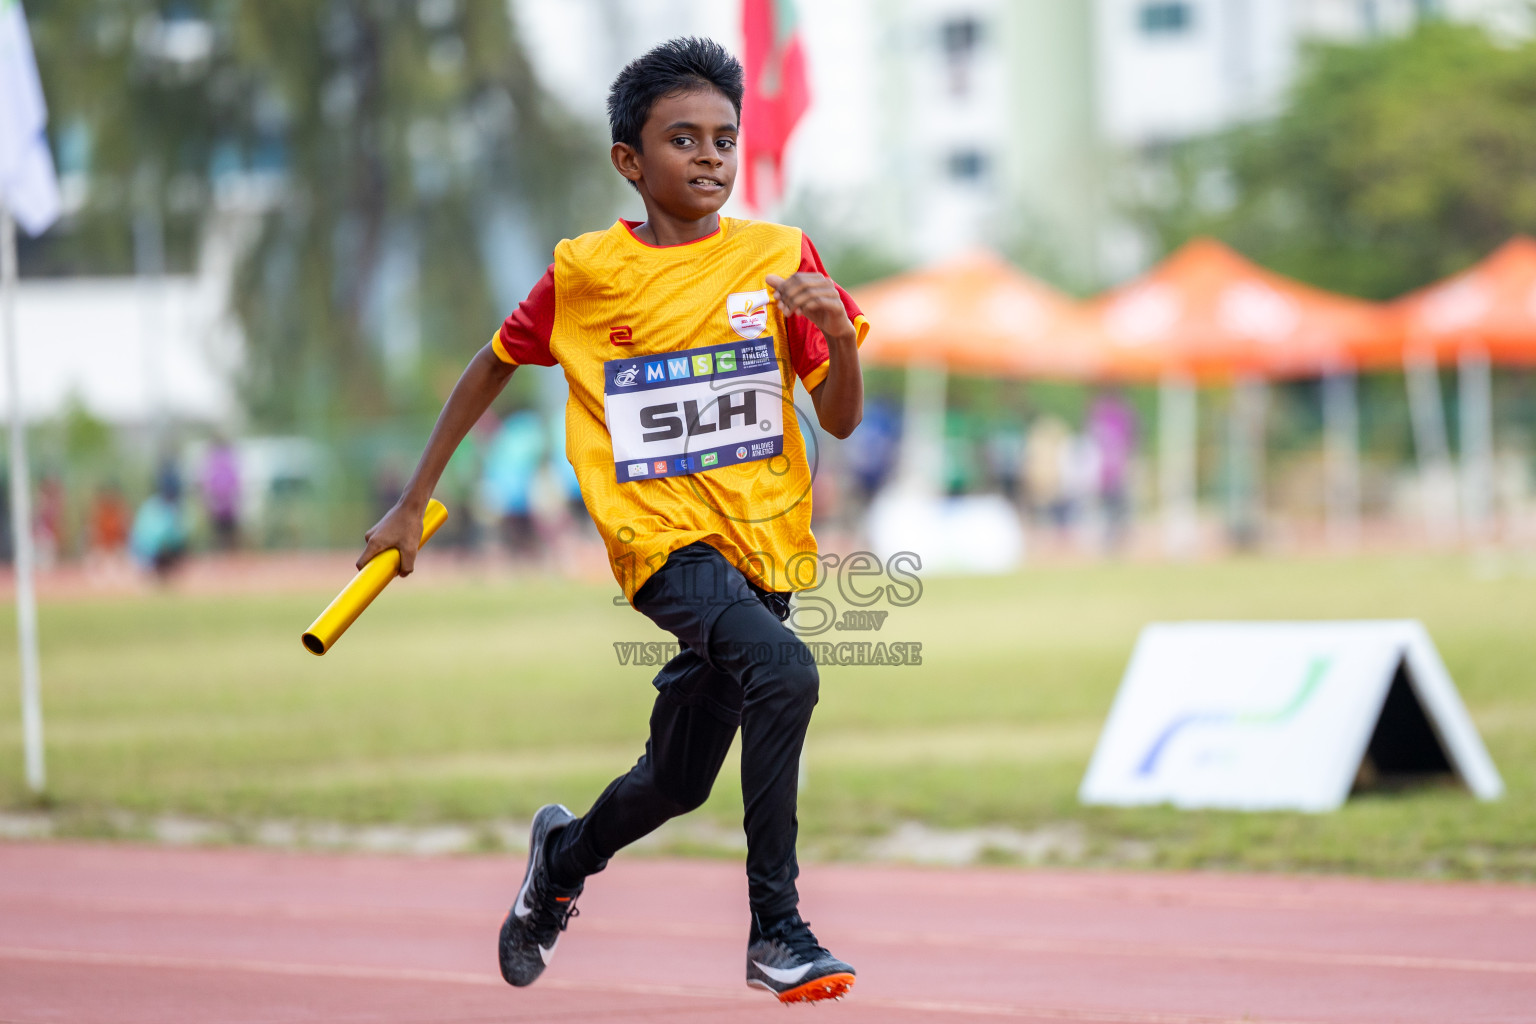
[613,364,640,387]
[609,325,634,345]
[727,290,770,340]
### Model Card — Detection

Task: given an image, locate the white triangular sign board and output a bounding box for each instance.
[1079,621,1502,812]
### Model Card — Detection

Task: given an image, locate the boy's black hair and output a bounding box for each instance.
[607,37,744,151]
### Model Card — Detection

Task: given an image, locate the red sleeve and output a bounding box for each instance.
[786,234,869,391]
[492,264,557,366]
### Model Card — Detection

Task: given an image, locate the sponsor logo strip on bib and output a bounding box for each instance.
[603,340,784,483]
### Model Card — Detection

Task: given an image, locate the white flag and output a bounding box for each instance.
[0,0,60,236]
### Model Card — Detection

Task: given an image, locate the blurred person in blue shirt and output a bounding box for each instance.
[130,474,188,579]
[845,398,899,506]
[481,410,545,556]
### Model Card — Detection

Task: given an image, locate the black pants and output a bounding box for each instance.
[546,542,819,920]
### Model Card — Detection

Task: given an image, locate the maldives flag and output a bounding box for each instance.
[741,0,809,212]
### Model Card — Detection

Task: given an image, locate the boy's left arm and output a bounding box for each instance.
[766,271,864,439]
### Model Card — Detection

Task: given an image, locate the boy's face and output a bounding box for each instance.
[613,86,738,223]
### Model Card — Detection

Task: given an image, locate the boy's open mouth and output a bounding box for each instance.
[690,177,725,191]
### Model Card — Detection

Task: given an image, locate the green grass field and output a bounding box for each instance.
[2,552,1533,879]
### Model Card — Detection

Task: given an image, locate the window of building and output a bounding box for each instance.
[947,149,987,183]
[941,16,981,58]
[940,16,983,97]
[1139,2,1192,35]
[1359,0,1379,37]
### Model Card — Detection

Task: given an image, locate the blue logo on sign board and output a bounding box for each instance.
[666,357,691,380]
[644,361,666,383]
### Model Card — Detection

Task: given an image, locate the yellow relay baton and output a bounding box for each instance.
[301,499,449,656]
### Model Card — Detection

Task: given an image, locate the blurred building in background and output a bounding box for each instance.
[872,2,1100,283]
[515,0,1523,289]
[1095,0,1528,275]
[1097,0,1524,151]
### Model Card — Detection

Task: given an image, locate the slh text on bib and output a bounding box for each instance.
[602,339,786,483]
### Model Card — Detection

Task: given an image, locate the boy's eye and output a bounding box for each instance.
[717,137,736,150]
[671,135,693,147]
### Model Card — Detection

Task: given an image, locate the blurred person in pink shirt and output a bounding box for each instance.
[200,438,241,552]
[1088,390,1138,550]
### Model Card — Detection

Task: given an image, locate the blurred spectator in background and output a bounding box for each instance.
[1063,431,1101,544]
[540,405,589,532]
[200,438,242,552]
[985,419,1026,503]
[1025,414,1072,530]
[845,398,899,510]
[944,410,983,496]
[440,418,489,553]
[130,473,188,579]
[155,454,183,506]
[528,458,583,558]
[89,483,130,558]
[33,474,66,569]
[460,410,504,554]
[86,482,132,579]
[481,410,544,559]
[1088,390,1138,550]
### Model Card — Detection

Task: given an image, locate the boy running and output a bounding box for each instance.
[357,37,867,1004]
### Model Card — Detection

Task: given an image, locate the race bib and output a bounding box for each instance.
[603,339,786,482]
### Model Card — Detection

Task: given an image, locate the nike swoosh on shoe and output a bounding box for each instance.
[752,960,814,985]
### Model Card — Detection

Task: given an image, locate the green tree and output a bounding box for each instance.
[1129,21,1536,299]
[28,1,615,429]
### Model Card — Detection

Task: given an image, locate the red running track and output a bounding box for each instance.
[2,841,1533,1024]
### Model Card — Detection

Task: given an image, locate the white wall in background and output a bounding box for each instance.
[3,276,240,425]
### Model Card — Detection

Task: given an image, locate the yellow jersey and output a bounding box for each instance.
[492,217,868,601]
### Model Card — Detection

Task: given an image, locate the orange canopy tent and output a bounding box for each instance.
[1086,239,1401,551]
[849,251,1101,500]
[1392,237,1536,538]
[852,249,1104,380]
[1394,236,1536,365]
[1090,238,1400,381]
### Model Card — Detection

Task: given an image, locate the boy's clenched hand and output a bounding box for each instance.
[766,273,857,345]
[358,501,425,576]
[767,271,864,438]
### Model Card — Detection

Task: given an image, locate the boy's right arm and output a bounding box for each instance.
[356,342,515,576]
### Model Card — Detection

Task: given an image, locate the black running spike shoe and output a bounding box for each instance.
[498,804,583,987]
[745,911,856,1003]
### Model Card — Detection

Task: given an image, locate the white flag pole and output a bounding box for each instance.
[1,203,44,793]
